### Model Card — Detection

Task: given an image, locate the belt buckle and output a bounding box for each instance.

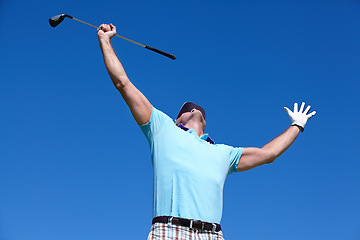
[211,223,216,233]
[201,222,205,231]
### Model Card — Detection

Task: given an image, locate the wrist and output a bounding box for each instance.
[98,35,112,44]
[291,123,304,132]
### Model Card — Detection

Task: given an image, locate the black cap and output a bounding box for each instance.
[176,102,206,120]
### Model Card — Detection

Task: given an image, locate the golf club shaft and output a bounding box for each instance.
[72,17,175,59]
[72,18,145,47]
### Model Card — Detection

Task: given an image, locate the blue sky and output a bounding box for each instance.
[1,0,359,239]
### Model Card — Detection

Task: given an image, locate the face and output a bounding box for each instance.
[175,108,206,128]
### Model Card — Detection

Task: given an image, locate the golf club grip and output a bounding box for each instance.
[145,45,176,60]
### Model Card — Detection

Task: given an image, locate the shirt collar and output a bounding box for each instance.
[177,124,215,144]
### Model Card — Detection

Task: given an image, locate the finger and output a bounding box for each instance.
[98,24,105,32]
[110,23,117,33]
[299,102,305,113]
[284,107,292,115]
[304,105,311,114]
[103,24,110,31]
[294,103,298,112]
[307,111,316,119]
[100,24,108,32]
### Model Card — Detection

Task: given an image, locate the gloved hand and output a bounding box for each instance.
[284,102,316,131]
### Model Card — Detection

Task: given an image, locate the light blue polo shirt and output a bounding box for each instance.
[140,107,243,224]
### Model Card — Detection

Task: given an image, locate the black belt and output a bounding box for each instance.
[152,216,221,232]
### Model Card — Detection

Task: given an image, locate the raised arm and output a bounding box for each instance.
[237,102,316,172]
[97,24,152,125]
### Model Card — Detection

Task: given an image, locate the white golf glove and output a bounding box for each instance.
[284,102,316,131]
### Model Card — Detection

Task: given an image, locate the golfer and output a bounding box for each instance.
[97,24,316,240]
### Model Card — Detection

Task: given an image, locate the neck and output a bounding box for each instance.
[183,122,205,137]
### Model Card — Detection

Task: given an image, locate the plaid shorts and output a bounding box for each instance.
[147,222,225,240]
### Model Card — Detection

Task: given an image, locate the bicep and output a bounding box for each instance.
[118,81,152,125]
[237,147,275,172]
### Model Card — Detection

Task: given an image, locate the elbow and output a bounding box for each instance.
[258,148,278,164]
[264,151,277,164]
[114,78,129,91]
[109,73,129,91]
[266,157,276,164]
[115,82,124,90]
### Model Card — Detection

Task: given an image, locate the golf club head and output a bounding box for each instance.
[49,14,73,27]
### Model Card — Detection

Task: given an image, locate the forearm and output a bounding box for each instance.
[262,125,301,161]
[99,38,129,89]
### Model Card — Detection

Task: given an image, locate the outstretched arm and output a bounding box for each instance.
[237,102,316,172]
[97,24,152,125]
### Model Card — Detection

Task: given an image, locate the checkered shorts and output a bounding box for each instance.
[147,222,225,240]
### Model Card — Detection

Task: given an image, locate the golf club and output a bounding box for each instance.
[49,14,176,60]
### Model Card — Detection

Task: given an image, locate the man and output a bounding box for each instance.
[97,23,316,240]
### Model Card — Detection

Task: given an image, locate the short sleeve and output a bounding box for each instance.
[227,147,243,175]
[139,107,174,143]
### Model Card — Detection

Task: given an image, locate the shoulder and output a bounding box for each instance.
[139,107,175,136]
[149,107,174,124]
[214,143,241,150]
[213,143,244,158]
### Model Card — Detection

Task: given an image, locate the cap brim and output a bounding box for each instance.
[176,102,206,120]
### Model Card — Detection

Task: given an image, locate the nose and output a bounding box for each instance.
[191,108,197,113]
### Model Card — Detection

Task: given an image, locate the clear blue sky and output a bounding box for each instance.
[1,0,359,239]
